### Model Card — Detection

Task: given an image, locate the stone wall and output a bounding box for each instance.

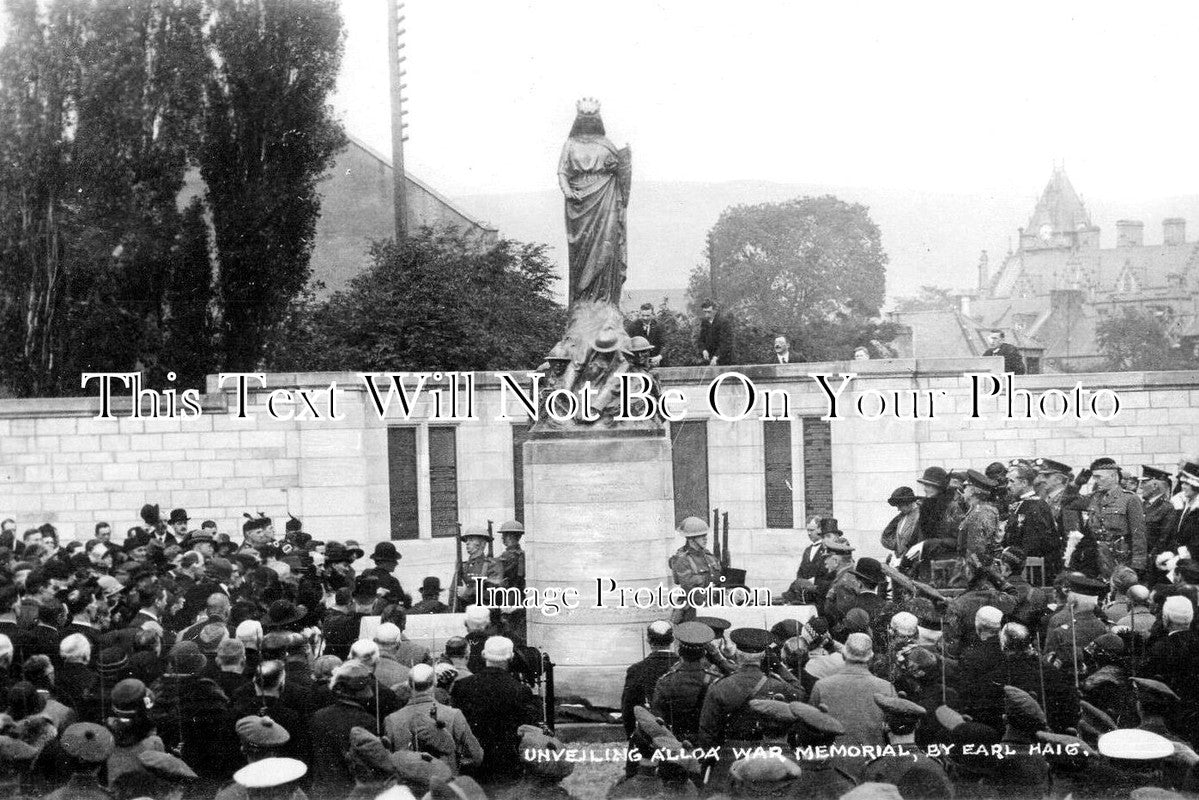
[2,360,1197,596]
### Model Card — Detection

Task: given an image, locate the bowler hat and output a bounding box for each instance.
[917,466,950,490]
[168,508,189,525]
[887,486,918,507]
[420,576,444,594]
[370,542,401,562]
[851,557,886,587]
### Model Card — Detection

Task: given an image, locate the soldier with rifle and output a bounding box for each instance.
[452,528,504,609]
[668,517,722,624]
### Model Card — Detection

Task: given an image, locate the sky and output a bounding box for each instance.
[334,0,1199,201]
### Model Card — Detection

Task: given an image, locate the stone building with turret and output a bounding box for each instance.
[891,167,1199,372]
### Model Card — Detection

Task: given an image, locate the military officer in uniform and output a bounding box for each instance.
[1086,457,1147,579]
[1141,466,1176,580]
[863,693,952,796]
[454,529,504,607]
[697,628,802,788]
[496,520,527,640]
[651,621,723,742]
[669,516,722,624]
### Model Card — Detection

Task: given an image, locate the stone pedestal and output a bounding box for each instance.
[524,433,675,707]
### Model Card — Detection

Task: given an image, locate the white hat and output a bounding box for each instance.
[482,635,514,662]
[233,756,307,788]
[844,632,873,663]
[374,622,401,645]
[409,663,435,686]
[60,632,91,663]
[1163,595,1194,627]
[464,605,491,629]
[1097,729,1174,761]
[975,606,1003,627]
[889,612,918,637]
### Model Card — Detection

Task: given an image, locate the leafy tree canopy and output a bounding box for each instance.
[1096,307,1173,372]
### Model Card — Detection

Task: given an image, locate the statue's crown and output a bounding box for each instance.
[576,97,601,116]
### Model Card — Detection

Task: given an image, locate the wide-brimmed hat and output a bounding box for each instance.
[263,600,307,630]
[917,466,950,490]
[887,487,918,507]
[325,542,363,563]
[1180,462,1199,489]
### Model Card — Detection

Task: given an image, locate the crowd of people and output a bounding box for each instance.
[7,452,1199,799]
[632,454,1199,798]
[0,506,557,799]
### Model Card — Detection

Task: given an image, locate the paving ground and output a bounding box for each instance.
[557,740,628,799]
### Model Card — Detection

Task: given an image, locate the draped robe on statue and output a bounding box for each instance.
[558,135,630,305]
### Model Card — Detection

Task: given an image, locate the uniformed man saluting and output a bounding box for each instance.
[455,529,504,606]
[669,516,722,624]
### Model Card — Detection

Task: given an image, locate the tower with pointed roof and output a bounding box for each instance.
[1017,166,1099,251]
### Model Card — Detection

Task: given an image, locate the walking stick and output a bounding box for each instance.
[940,615,947,707]
[1035,631,1048,713]
[1068,602,1080,690]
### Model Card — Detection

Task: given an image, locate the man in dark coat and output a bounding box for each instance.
[1143,595,1199,698]
[619,622,679,776]
[625,302,665,366]
[450,635,543,787]
[361,542,411,608]
[310,663,382,795]
[963,622,1078,733]
[982,329,1026,374]
[1005,464,1058,569]
[696,299,734,366]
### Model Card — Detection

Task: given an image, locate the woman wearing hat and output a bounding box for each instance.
[880,487,921,562]
[104,678,164,788]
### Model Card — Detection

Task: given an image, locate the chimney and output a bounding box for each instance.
[1164,218,1186,246]
[1116,220,1144,248]
[953,293,973,318]
[977,250,989,292]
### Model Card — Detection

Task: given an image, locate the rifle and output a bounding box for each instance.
[711,508,721,564]
[721,512,730,570]
[448,523,464,613]
[880,561,947,606]
[487,520,495,559]
[1068,601,1080,690]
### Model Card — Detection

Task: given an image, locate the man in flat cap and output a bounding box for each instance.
[669,517,722,624]
[310,662,382,794]
[1086,457,1147,579]
[697,628,801,786]
[863,693,952,796]
[652,622,724,744]
[1132,677,1186,743]
[809,632,897,760]
[985,686,1051,797]
[46,722,115,800]
[620,621,679,775]
[344,726,400,798]
[749,699,856,798]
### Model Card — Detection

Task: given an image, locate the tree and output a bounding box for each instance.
[161,198,216,388]
[201,0,347,372]
[893,285,958,313]
[0,0,208,395]
[1096,308,1173,372]
[686,195,894,363]
[269,228,566,373]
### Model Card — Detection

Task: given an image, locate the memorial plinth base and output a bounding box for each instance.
[524,432,674,707]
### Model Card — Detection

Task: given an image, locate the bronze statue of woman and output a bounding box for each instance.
[558,98,631,307]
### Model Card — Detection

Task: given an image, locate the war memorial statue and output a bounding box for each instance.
[536,98,660,431]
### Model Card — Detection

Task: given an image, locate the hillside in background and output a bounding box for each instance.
[453,181,1199,308]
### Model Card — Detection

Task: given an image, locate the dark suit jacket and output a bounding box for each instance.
[1005,496,1057,559]
[1175,505,1199,556]
[1144,495,1175,555]
[620,650,680,735]
[625,319,665,360]
[451,666,543,780]
[697,313,734,365]
[983,342,1026,375]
